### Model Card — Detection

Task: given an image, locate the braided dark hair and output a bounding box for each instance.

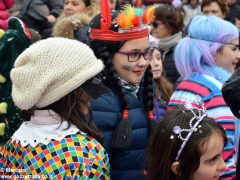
[142,65,157,137]
[90,41,132,149]
[89,11,156,149]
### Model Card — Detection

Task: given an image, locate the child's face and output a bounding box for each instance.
[150,48,163,80]
[112,36,150,85]
[191,132,226,180]
[215,38,240,73]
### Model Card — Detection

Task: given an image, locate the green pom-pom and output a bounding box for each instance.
[0,29,5,38]
[0,123,6,136]
[0,102,7,114]
[0,74,6,83]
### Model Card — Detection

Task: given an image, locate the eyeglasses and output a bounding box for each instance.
[151,21,164,28]
[117,49,154,62]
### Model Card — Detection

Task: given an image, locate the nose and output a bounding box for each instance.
[65,3,72,10]
[137,54,149,67]
[217,157,227,172]
[236,48,240,59]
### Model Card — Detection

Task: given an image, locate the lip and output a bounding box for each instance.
[133,71,144,76]
[152,70,161,73]
[65,11,73,16]
[212,175,219,180]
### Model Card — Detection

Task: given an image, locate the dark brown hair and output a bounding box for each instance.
[155,76,173,103]
[26,88,103,143]
[148,105,227,180]
[201,0,229,16]
[154,4,184,35]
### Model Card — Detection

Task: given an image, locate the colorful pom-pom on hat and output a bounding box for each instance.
[90,0,149,41]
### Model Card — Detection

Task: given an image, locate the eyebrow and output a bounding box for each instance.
[204,154,221,163]
[128,48,150,52]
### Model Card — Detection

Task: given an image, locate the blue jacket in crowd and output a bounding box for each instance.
[90,88,148,180]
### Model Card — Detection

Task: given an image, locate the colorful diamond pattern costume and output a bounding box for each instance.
[0,133,110,179]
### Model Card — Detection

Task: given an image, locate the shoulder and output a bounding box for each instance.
[91,93,121,112]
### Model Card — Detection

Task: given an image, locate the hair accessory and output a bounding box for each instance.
[188,36,240,48]
[90,0,148,41]
[71,18,81,29]
[148,111,154,120]
[170,103,207,160]
[142,5,158,25]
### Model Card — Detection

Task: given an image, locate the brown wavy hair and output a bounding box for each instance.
[201,0,229,16]
[154,4,184,35]
[148,105,227,180]
[26,88,103,143]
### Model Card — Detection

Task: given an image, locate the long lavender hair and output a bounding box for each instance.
[175,15,239,79]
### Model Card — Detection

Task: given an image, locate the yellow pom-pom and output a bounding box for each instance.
[0,74,6,83]
[0,102,7,114]
[0,29,5,38]
[0,123,6,136]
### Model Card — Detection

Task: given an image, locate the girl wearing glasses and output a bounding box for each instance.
[169,15,240,179]
[89,3,156,180]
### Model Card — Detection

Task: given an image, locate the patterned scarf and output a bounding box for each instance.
[118,77,140,96]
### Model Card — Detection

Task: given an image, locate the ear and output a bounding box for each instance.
[171,161,180,175]
[214,49,222,64]
[85,6,93,16]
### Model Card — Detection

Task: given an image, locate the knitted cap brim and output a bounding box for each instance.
[80,77,111,99]
[36,59,104,108]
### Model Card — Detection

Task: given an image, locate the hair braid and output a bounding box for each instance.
[142,66,158,137]
[107,58,132,149]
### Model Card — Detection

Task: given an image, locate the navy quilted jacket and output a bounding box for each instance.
[90,88,148,180]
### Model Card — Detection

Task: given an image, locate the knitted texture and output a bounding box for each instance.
[11,37,104,110]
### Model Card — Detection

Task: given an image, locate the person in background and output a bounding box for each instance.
[151,4,184,85]
[52,13,90,44]
[150,45,173,122]
[182,0,202,29]
[13,0,64,38]
[148,104,227,180]
[0,17,32,146]
[225,0,240,27]
[89,1,157,179]
[222,67,240,179]
[0,0,15,30]
[0,37,111,179]
[201,0,228,19]
[169,15,239,179]
[52,0,99,44]
[63,0,99,18]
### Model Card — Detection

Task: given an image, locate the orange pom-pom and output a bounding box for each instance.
[148,111,154,120]
[132,16,141,28]
[123,109,129,119]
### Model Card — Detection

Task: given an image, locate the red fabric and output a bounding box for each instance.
[0,0,15,30]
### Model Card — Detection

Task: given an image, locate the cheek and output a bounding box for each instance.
[76,4,86,12]
[192,164,216,180]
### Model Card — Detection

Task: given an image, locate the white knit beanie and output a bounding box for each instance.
[11,37,104,110]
